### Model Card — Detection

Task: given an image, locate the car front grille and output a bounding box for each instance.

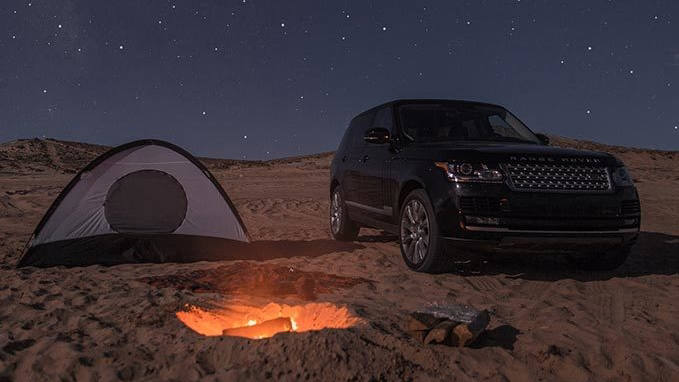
[503,162,612,193]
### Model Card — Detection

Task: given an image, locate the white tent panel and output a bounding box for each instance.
[33,144,247,246]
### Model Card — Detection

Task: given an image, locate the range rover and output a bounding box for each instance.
[329,99,640,273]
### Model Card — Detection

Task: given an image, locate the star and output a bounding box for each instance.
[243,135,248,139]
[382,26,387,31]
[119,45,124,50]
[281,22,285,28]
[42,89,47,94]
[587,46,593,51]
[586,109,591,114]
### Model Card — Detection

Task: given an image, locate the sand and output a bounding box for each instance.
[0,137,678,381]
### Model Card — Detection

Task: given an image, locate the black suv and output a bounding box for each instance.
[329,99,640,273]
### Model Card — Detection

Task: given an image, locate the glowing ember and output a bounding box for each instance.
[176,302,360,339]
[224,317,293,338]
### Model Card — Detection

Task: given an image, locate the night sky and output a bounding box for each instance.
[1,1,678,159]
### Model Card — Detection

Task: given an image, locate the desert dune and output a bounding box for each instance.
[0,137,678,381]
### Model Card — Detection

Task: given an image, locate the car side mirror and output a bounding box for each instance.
[364,127,391,144]
[535,133,550,145]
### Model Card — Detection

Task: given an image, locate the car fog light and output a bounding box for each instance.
[466,216,500,225]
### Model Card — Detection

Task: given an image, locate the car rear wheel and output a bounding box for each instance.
[399,189,449,273]
[330,186,360,241]
[571,247,630,271]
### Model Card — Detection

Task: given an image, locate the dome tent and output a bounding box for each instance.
[18,139,250,267]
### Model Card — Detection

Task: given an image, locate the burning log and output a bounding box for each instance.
[406,311,446,343]
[407,311,446,331]
[450,310,490,347]
[424,320,457,345]
[406,304,490,347]
[222,317,293,339]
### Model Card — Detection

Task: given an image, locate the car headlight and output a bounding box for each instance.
[435,162,504,183]
[611,166,633,186]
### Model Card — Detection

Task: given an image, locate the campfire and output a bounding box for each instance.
[177,302,360,339]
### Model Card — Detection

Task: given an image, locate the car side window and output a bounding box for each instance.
[373,106,393,130]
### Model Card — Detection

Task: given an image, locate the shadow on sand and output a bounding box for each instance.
[471,325,521,350]
[16,237,366,268]
[466,231,679,281]
[357,234,399,243]
[355,231,679,281]
[239,239,365,261]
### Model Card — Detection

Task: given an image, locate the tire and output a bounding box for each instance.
[571,247,630,271]
[329,185,360,241]
[399,189,449,273]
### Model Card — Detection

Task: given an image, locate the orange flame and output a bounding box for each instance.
[176,302,359,339]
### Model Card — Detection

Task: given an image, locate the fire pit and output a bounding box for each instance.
[177,302,360,339]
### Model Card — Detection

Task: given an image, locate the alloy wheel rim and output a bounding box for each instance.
[330,191,342,234]
[400,199,430,265]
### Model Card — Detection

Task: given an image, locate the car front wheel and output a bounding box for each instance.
[399,189,449,273]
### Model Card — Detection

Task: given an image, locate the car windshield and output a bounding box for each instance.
[398,103,540,144]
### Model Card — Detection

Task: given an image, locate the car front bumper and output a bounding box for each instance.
[443,227,638,253]
[429,182,641,253]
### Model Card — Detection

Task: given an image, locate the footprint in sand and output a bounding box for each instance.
[2,339,36,355]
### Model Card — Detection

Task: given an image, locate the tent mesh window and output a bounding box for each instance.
[104,169,187,233]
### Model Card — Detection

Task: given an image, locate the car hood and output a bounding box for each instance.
[400,142,622,166]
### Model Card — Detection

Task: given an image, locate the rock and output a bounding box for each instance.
[117,366,135,381]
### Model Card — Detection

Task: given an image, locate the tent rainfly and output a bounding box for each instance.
[18,139,250,267]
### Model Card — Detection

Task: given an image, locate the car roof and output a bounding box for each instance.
[352,99,506,119]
